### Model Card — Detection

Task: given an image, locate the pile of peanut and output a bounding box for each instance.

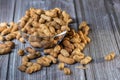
[18,47,57,73]
[0,41,15,54]
[0,8,92,75]
[18,8,72,48]
[0,22,25,43]
[17,21,92,75]
[0,8,116,75]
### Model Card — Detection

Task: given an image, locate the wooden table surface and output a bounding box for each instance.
[0,0,120,80]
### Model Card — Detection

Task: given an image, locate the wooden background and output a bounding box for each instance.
[0,0,120,80]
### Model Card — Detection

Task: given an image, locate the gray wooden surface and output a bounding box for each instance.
[0,0,120,80]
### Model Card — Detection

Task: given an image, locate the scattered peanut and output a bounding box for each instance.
[26,62,33,67]
[58,54,75,64]
[37,56,51,67]
[18,65,27,72]
[47,55,57,64]
[0,41,15,54]
[58,63,65,70]
[64,68,71,75]
[80,56,92,64]
[27,53,40,59]
[73,53,85,62]
[104,52,115,61]
[25,63,42,74]
[22,56,29,64]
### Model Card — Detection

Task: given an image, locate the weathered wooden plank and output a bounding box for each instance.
[7,0,85,80]
[0,0,15,80]
[75,0,120,80]
[105,0,120,54]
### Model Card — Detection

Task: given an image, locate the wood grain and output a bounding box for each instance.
[0,0,15,80]
[74,0,120,80]
[105,0,120,53]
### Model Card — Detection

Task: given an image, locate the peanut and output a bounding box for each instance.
[104,52,115,61]
[27,54,37,59]
[5,41,15,48]
[49,51,58,58]
[0,47,11,54]
[64,68,71,75]
[30,42,42,48]
[83,26,90,35]
[62,11,70,23]
[0,41,14,54]
[80,56,92,64]
[53,18,65,25]
[0,22,7,32]
[62,40,74,49]
[79,21,87,29]
[18,65,27,72]
[64,47,73,53]
[1,28,10,36]
[73,54,85,62]
[78,31,87,44]
[26,62,33,67]
[53,45,61,53]
[58,63,65,70]
[19,37,25,43]
[47,55,57,64]
[37,56,51,67]
[84,36,91,43]
[16,32,21,40]
[25,47,36,54]
[41,14,51,21]
[5,33,16,41]
[58,54,75,64]
[45,10,57,17]
[39,18,45,23]
[22,56,29,64]
[25,63,42,74]
[44,49,53,54]
[71,48,81,55]
[10,23,18,32]
[60,49,70,57]
[0,35,5,41]
[18,49,24,56]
